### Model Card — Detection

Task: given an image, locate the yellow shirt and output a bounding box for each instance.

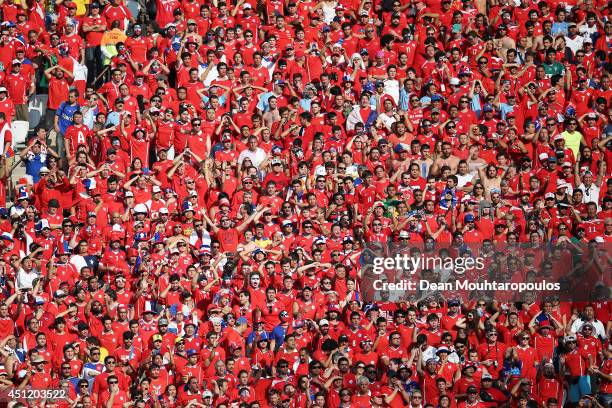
[73,0,88,16]
[561,130,582,158]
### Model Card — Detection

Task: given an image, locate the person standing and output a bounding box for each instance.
[82,3,106,87]
[6,59,35,121]
[53,89,80,169]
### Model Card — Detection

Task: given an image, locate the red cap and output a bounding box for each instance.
[127,248,139,257]
[295,50,305,58]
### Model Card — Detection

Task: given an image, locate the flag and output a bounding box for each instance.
[23,229,34,255]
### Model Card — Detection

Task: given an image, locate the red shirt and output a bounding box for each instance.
[48,77,71,110]
[65,124,92,155]
[564,348,589,376]
[5,72,30,104]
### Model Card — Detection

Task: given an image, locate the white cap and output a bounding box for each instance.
[134,203,148,213]
[544,192,555,199]
[318,319,330,326]
[538,153,548,161]
[0,87,7,93]
[203,390,214,398]
[399,230,409,238]
[124,191,134,198]
[152,186,162,193]
[449,77,460,85]
[159,207,169,214]
[39,166,50,174]
[242,2,252,8]
[11,59,21,65]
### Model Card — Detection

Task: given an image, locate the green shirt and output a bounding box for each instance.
[543,62,564,77]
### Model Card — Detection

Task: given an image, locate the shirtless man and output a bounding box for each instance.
[478,164,503,200]
[431,142,459,176]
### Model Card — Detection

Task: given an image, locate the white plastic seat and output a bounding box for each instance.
[27,94,48,131]
[11,120,29,147]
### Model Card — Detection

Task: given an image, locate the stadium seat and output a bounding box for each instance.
[11,120,29,147]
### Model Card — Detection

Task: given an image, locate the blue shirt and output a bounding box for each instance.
[299,97,312,112]
[399,88,409,111]
[256,91,275,112]
[55,102,80,135]
[551,22,569,37]
[270,324,287,350]
[246,330,271,345]
[24,153,46,182]
[498,103,515,120]
[82,105,99,129]
[105,111,122,127]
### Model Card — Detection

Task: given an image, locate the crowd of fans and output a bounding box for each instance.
[0,0,610,407]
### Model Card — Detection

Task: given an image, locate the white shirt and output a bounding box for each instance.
[16,268,40,290]
[570,318,606,339]
[565,34,585,54]
[384,79,400,104]
[457,173,475,188]
[577,183,601,210]
[378,112,397,131]
[238,147,267,169]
